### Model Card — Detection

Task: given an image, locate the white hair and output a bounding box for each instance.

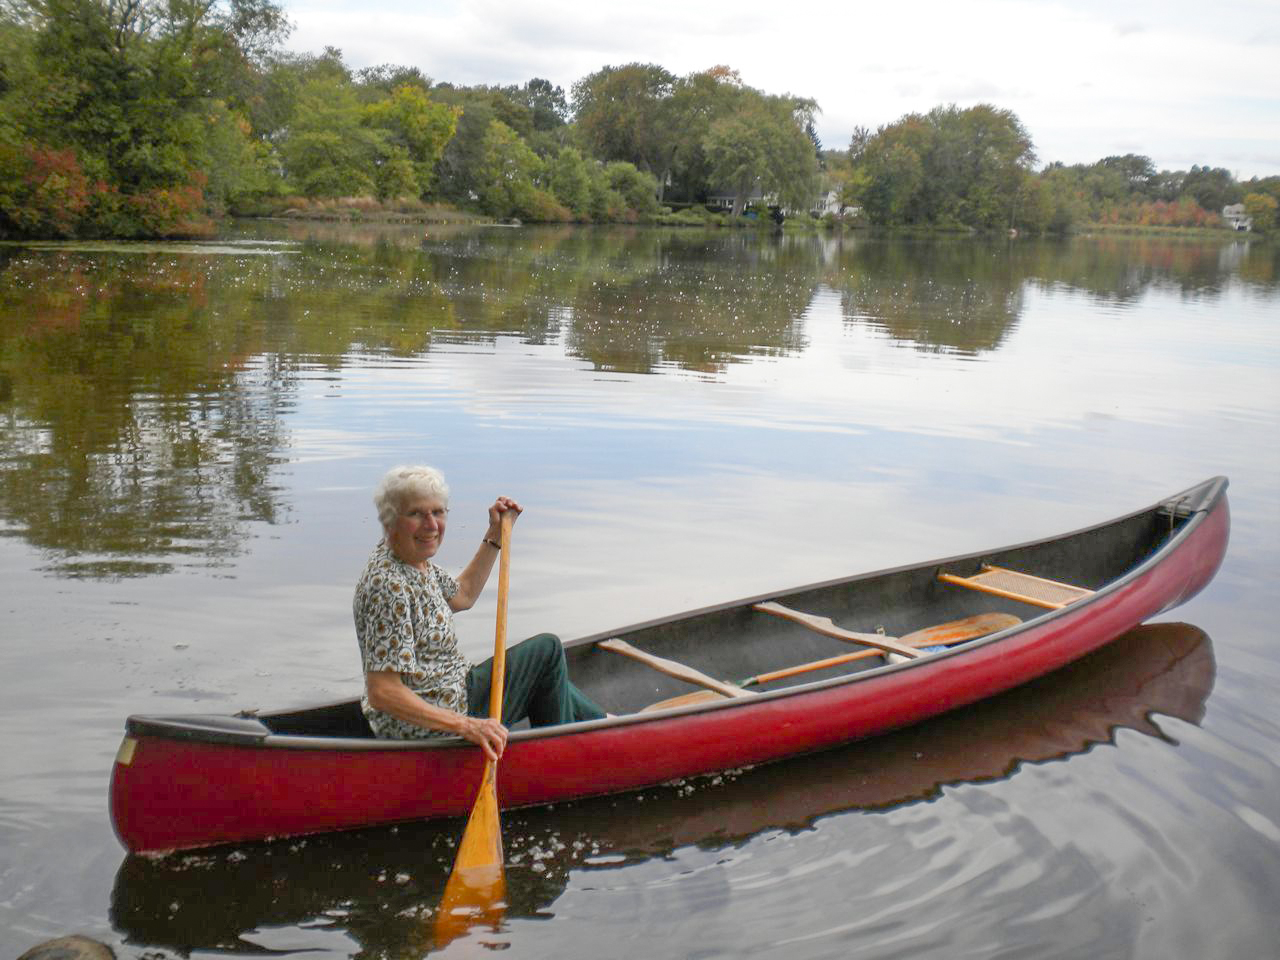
[373,465,449,530]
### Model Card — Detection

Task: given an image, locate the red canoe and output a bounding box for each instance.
[110,477,1229,854]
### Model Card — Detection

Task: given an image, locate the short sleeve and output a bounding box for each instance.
[432,565,459,601]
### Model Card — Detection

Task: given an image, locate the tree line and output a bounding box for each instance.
[1,0,1277,239]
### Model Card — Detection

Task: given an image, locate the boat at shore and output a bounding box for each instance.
[110,476,1230,854]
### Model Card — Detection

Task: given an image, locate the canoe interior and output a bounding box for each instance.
[563,504,1180,715]
[247,490,1197,738]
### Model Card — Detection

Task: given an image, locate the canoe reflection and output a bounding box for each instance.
[110,622,1213,954]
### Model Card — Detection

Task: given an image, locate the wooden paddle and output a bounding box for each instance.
[435,510,514,943]
[641,612,1022,712]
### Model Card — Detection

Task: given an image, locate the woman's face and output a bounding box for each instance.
[386,495,448,568]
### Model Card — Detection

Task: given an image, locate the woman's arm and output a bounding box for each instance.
[365,670,508,760]
[450,496,521,611]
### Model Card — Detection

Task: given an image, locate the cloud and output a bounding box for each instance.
[279,0,1280,177]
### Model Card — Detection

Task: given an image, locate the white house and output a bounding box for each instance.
[1222,203,1253,231]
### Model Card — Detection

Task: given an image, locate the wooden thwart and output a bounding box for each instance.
[596,638,754,699]
[637,611,1023,712]
[751,601,924,659]
[938,564,1093,610]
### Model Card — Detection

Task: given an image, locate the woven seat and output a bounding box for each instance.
[938,565,1092,610]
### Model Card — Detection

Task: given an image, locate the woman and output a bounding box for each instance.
[354,465,606,761]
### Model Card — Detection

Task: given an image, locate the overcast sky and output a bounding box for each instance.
[282,0,1280,179]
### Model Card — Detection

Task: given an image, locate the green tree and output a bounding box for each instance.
[279,75,379,197]
[703,91,819,216]
[547,146,593,217]
[604,161,660,217]
[570,63,675,179]
[362,84,460,197]
[852,105,1034,229]
[0,0,290,236]
[664,65,745,202]
[472,118,543,217]
[1180,165,1241,213]
[1243,192,1277,233]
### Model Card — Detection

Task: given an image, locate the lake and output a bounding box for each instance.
[2,224,1278,959]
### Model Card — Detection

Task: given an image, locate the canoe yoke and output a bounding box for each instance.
[937,565,1093,610]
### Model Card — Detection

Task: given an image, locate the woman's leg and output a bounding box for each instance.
[467,633,607,727]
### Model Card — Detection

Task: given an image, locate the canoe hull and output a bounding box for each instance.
[110,479,1229,853]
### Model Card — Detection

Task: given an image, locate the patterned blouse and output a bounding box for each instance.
[353,541,470,739]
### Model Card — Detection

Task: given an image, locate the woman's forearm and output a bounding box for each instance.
[365,670,507,759]
[366,670,468,733]
[450,537,500,611]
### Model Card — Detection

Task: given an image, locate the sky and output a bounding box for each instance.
[281,0,1280,179]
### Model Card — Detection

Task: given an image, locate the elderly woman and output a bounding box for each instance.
[355,465,606,761]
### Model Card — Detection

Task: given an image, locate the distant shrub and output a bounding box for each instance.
[517,187,573,223]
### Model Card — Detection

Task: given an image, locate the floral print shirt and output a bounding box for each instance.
[354,541,469,739]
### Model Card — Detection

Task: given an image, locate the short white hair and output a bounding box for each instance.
[373,465,449,529]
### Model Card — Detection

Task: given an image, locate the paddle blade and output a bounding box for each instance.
[900,612,1022,647]
[641,689,730,712]
[434,762,505,945]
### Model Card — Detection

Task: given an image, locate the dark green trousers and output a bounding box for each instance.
[466,633,606,727]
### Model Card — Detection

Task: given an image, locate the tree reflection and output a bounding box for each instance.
[830,235,1026,354]
[0,253,293,577]
[0,229,1271,577]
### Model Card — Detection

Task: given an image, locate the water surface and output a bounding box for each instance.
[1,225,1277,958]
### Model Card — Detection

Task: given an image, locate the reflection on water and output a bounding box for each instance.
[2,224,1277,959]
[0,229,1274,578]
[109,623,1212,955]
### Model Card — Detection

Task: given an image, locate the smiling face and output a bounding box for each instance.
[385,496,448,569]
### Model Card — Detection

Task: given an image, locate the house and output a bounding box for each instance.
[1222,203,1253,231]
[811,190,842,217]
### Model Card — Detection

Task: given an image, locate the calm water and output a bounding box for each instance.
[1,225,1278,959]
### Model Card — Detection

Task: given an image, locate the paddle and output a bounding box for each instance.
[641,612,1022,712]
[435,510,514,943]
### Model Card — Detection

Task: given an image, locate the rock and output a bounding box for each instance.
[16,936,114,960]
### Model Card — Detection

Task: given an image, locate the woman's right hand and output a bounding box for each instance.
[459,715,507,761]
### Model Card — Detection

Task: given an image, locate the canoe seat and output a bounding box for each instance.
[937,565,1092,610]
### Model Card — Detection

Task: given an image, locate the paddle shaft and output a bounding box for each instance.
[488,512,513,721]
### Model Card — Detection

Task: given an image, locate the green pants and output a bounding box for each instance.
[466,633,606,727]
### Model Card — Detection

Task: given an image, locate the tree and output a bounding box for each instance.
[362,84,460,196]
[547,145,593,217]
[517,78,568,132]
[471,118,543,217]
[570,63,675,178]
[279,75,379,197]
[1097,154,1157,196]
[1243,192,1277,233]
[0,0,290,235]
[852,105,1034,229]
[701,90,818,216]
[1181,165,1241,213]
[663,65,745,202]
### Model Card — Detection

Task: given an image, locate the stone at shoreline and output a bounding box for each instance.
[16,936,114,960]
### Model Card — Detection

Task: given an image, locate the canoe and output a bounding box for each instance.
[110,476,1230,854]
[110,622,1214,948]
